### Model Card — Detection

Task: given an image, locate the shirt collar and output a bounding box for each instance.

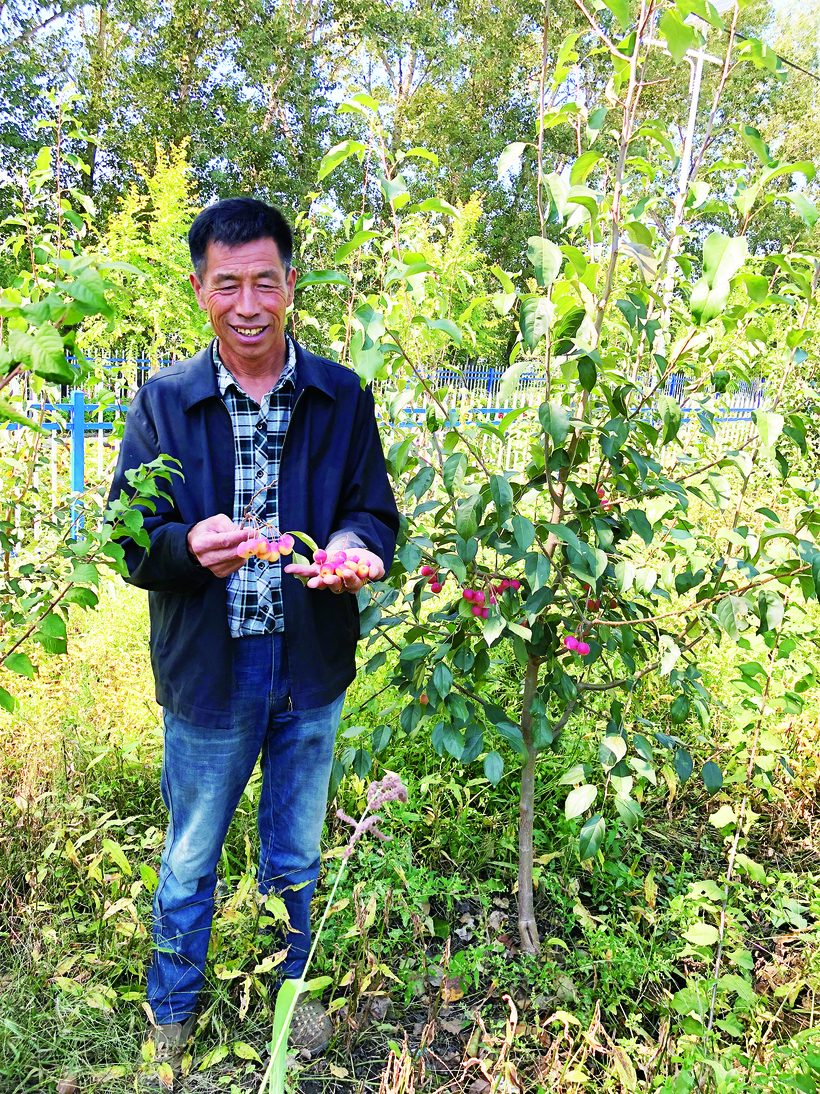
[213,336,297,400]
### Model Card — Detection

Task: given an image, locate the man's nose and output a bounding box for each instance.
[235,284,260,317]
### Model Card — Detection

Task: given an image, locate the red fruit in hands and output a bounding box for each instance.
[430,581,443,593]
[313,548,327,565]
[277,534,294,555]
[357,562,370,578]
[237,540,254,559]
[320,565,335,580]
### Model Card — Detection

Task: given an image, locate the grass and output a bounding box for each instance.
[2,579,820,1092]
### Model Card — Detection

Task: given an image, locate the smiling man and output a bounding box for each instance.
[108,198,399,1086]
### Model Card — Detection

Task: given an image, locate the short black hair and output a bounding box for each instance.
[188,198,293,279]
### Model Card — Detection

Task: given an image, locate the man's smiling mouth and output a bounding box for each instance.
[231,325,268,337]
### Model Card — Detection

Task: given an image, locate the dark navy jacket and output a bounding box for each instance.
[108,340,399,725]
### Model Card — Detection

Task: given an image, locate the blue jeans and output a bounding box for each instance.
[147,633,344,1025]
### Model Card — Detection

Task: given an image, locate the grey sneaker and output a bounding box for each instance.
[288,994,332,1056]
[140,1013,196,1090]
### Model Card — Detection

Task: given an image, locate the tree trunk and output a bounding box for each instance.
[517,653,541,955]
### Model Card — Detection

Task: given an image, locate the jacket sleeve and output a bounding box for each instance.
[328,384,399,569]
[107,385,212,595]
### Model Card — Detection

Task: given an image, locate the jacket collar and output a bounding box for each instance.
[181,337,337,412]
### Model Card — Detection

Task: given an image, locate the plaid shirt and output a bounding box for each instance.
[214,338,297,638]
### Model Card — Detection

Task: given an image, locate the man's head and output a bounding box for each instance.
[188,198,297,371]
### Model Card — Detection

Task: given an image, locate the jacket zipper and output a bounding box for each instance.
[280,389,304,716]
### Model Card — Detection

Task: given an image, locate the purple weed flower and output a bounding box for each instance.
[336,773,408,859]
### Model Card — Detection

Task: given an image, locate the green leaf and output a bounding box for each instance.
[672,985,706,1016]
[294,269,351,289]
[579,814,606,861]
[432,663,453,700]
[602,0,630,29]
[484,751,504,785]
[0,685,17,712]
[498,358,529,403]
[233,1041,262,1063]
[670,697,690,726]
[512,515,535,551]
[60,267,108,312]
[599,735,627,768]
[673,747,693,783]
[352,748,371,779]
[754,410,784,450]
[565,784,598,819]
[199,1045,232,1071]
[758,589,784,634]
[69,562,99,585]
[715,596,747,641]
[455,495,481,539]
[0,400,48,434]
[442,723,464,760]
[490,475,513,523]
[710,804,737,829]
[497,141,527,179]
[520,295,554,351]
[701,760,723,796]
[527,237,563,288]
[538,401,571,447]
[657,394,682,445]
[570,151,603,186]
[614,795,642,828]
[425,318,462,345]
[39,613,67,640]
[371,724,392,754]
[577,355,596,392]
[683,922,720,946]
[625,510,653,545]
[442,452,467,494]
[31,325,73,383]
[3,652,35,678]
[658,9,698,63]
[620,239,658,281]
[318,140,366,180]
[101,837,132,875]
[690,233,748,325]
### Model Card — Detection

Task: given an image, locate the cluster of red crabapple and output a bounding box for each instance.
[235,534,370,581]
[236,531,295,561]
[419,564,521,621]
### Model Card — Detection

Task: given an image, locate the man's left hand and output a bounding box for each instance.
[284,548,385,594]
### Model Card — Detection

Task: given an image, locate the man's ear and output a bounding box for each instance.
[286,265,297,306]
[190,271,207,311]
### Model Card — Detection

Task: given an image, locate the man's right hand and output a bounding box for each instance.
[187,514,251,578]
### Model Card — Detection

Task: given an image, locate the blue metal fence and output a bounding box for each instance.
[3,364,767,537]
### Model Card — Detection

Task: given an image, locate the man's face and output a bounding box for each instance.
[190,237,297,367]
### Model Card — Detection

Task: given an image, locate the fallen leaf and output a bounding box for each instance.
[328,1063,349,1078]
[440,1018,465,1035]
[441,977,464,1003]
